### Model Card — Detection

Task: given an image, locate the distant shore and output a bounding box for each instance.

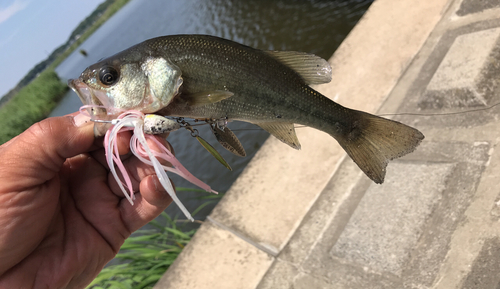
[0,0,131,144]
[50,0,131,70]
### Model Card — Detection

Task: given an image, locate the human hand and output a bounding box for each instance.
[0,113,173,288]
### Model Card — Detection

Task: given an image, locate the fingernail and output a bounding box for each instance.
[153,176,166,193]
[73,114,91,127]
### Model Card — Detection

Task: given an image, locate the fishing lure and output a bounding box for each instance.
[79,106,218,221]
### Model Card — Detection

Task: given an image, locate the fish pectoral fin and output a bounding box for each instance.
[257,122,301,150]
[185,90,234,107]
[265,51,332,84]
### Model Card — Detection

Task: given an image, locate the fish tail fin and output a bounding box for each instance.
[331,110,424,184]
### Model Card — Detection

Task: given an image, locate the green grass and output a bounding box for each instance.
[88,190,224,289]
[0,70,67,144]
[88,212,196,289]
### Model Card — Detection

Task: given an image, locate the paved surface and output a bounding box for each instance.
[155,0,500,288]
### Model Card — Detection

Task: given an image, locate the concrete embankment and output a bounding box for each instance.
[155,0,500,287]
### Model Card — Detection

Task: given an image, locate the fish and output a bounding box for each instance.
[69,34,424,184]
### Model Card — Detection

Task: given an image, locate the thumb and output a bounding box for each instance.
[0,114,95,189]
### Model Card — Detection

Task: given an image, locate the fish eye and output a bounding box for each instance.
[99,66,119,86]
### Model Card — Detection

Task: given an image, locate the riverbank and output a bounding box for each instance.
[49,0,131,70]
[0,0,130,144]
[0,70,67,144]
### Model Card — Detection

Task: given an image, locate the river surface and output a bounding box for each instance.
[51,0,373,220]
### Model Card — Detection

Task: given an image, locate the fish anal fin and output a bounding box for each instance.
[185,90,234,107]
[257,122,301,150]
[266,51,332,85]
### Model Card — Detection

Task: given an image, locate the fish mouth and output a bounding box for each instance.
[68,79,93,106]
[68,78,113,136]
[68,78,110,121]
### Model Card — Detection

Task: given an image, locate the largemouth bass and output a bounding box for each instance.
[69,34,424,184]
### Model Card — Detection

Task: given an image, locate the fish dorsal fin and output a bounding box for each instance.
[257,122,301,150]
[185,90,234,107]
[266,51,332,84]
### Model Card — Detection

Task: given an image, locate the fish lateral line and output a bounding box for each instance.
[171,100,500,132]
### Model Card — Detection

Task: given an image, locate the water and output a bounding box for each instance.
[51,0,373,220]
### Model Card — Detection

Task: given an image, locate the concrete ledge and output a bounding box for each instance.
[154,222,273,289]
[420,27,500,109]
[323,0,451,113]
[154,0,451,288]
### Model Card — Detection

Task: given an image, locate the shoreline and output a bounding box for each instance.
[0,0,131,144]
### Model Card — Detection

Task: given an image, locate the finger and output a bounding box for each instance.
[92,132,172,170]
[107,135,175,199]
[0,114,95,273]
[116,130,133,155]
[91,130,133,169]
[96,130,133,155]
[0,115,95,191]
[64,153,131,252]
[120,175,173,232]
